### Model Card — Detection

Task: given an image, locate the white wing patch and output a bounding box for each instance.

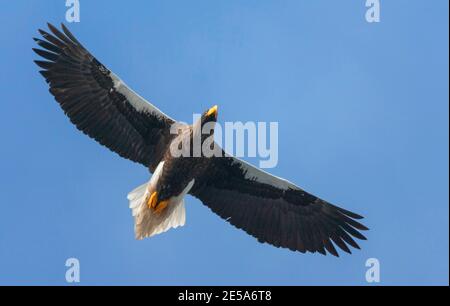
[230,156,300,191]
[110,72,175,121]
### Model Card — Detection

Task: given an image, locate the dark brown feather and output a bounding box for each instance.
[34,23,176,170]
[191,154,368,257]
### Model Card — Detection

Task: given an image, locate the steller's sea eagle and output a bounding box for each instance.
[33,23,368,257]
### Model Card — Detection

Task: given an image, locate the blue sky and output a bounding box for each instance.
[0,0,448,285]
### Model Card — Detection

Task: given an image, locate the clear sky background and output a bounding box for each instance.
[0,0,448,286]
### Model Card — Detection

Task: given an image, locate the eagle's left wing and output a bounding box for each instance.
[190,154,368,257]
[33,23,176,171]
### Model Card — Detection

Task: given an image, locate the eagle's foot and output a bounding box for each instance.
[147,192,158,209]
[154,200,169,214]
[147,192,169,214]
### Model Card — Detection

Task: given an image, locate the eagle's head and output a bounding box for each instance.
[202,105,218,125]
[197,105,218,137]
[190,105,219,156]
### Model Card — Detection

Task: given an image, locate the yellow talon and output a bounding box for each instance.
[148,192,158,209]
[154,200,169,214]
[147,192,169,214]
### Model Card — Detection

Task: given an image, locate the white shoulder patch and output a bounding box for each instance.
[230,157,300,191]
[110,72,174,121]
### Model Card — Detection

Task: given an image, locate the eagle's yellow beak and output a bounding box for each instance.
[207,105,218,119]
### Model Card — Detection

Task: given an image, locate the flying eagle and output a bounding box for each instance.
[33,23,368,257]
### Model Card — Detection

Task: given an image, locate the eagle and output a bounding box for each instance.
[33,23,368,257]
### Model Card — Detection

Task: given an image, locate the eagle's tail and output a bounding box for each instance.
[127,181,186,240]
[126,161,186,240]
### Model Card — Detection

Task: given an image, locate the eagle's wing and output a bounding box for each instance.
[33,23,176,170]
[190,154,368,256]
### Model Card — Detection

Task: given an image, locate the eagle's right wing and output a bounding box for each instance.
[191,153,368,256]
[33,23,176,170]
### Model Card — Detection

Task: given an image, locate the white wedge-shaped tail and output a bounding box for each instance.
[127,161,194,240]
